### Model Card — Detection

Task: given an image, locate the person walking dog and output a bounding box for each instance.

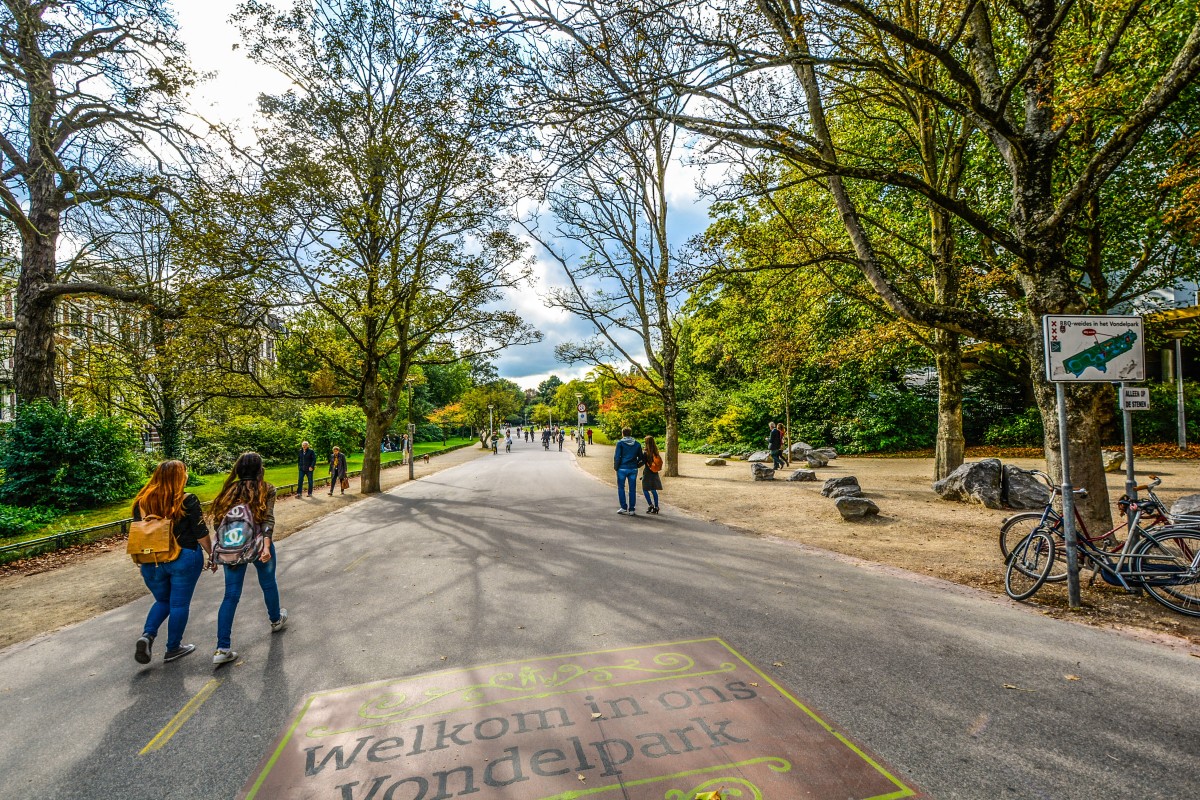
[210,452,288,666]
[296,441,316,498]
[328,446,348,495]
[613,427,645,515]
[132,460,213,665]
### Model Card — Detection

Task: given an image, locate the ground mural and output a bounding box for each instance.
[240,638,923,800]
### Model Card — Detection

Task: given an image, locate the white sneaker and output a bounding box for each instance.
[271,608,289,633]
[213,649,237,666]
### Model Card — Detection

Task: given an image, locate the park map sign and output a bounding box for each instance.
[1043,315,1145,382]
[239,638,922,800]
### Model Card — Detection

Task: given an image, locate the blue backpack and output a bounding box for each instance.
[212,503,263,566]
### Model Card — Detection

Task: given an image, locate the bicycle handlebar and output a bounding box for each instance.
[1134,475,1162,492]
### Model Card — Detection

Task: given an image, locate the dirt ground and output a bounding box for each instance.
[4,441,1200,653]
[573,445,1200,649]
[0,446,488,650]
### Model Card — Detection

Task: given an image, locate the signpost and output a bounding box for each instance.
[1042,315,1145,608]
[577,401,588,428]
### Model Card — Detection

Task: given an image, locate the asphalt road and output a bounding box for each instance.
[0,442,1197,799]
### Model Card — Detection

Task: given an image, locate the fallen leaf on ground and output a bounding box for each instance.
[578,774,586,782]
[772,662,784,667]
[591,713,603,720]
[1064,674,1081,681]
[749,682,759,687]
[1002,684,1035,692]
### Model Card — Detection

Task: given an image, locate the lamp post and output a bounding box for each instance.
[406,376,416,480]
[575,392,583,440]
[1167,330,1188,450]
[488,404,494,453]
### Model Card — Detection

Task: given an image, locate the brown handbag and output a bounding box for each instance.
[127,515,180,565]
[340,477,350,490]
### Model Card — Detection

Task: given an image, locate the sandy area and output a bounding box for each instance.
[573,445,1200,648]
[0,445,488,650]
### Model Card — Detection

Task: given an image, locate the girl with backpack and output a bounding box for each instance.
[209,452,288,666]
[642,436,664,515]
[132,460,213,664]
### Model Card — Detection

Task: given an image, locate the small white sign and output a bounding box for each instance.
[1043,315,1145,382]
[1120,387,1150,411]
[577,412,587,425]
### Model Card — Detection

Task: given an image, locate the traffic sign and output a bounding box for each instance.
[1120,386,1150,411]
[577,412,587,425]
[577,402,587,412]
[1043,315,1144,382]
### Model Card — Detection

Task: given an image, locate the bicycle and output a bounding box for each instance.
[577,437,586,457]
[1004,486,1200,616]
[998,469,1177,582]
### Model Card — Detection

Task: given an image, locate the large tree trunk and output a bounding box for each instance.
[933,333,965,480]
[361,415,387,494]
[158,393,183,460]
[1027,330,1114,535]
[662,376,680,478]
[14,198,59,404]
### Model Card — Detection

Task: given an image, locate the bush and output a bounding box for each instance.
[216,415,300,463]
[301,404,367,462]
[0,503,58,539]
[0,400,145,510]
[984,407,1045,446]
[1129,381,1200,444]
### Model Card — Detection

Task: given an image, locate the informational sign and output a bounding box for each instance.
[578,412,588,425]
[1120,387,1150,411]
[577,402,587,413]
[1043,315,1145,382]
[239,638,923,800]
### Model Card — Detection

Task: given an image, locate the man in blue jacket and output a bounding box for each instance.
[613,427,645,515]
[297,441,316,498]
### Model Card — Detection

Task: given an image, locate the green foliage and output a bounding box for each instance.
[0,401,144,510]
[301,405,368,462]
[598,382,664,440]
[0,503,59,540]
[216,415,300,463]
[984,408,1045,447]
[1128,381,1200,444]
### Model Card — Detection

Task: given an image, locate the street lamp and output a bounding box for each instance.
[575,392,583,437]
[1166,330,1188,450]
[488,404,494,452]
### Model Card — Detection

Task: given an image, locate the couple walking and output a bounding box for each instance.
[132,453,288,667]
[297,441,349,497]
[613,427,664,515]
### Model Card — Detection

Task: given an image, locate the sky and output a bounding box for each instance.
[173,0,714,393]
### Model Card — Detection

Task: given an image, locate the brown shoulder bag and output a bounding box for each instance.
[127,515,180,565]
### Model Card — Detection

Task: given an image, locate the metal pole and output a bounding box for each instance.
[1176,337,1187,451]
[1057,382,1082,607]
[1121,382,1136,501]
[408,382,415,481]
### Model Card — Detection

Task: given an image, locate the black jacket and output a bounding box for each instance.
[298,447,317,471]
[768,428,783,449]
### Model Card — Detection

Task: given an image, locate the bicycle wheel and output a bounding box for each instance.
[999,512,1048,560]
[1005,531,1056,601]
[1135,529,1200,617]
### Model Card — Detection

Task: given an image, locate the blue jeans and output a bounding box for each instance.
[140,547,204,651]
[643,488,659,508]
[297,468,313,495]
[217,542,281,650]
[617,468,639,510]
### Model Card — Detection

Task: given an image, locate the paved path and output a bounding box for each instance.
[0,440,1197,799]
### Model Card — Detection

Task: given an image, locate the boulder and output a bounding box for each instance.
[828,484,863,499]
[821,476,861,497]
[787,469,817,482]
[1001,465,1049,510]
[932,458,1004,509]
[1172,494,1200,518]
[705,458,727,466]
[1102,451,1125,473]
[717,452,733,459]
[751,463,776,481]
[804,451,829,468]
[815,447,838,460]
[790,442,813,457]
[835,496,879,519]
[747,450,772,463]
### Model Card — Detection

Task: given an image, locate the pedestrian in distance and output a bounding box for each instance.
[587,428,593,445]
[642,436,664,514]
[132,460,214,665]
[328,445,348,495]
[557,429,565,451]
[613,427,645,515]
[297,440,316,497]
[768,422,784,470]
[210,452,288,666]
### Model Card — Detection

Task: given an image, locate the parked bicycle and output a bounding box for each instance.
[999,469,1176,583]
[576,437,586,457]
[1003,475,1200,616]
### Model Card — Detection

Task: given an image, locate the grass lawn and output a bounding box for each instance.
[11,437,476,542]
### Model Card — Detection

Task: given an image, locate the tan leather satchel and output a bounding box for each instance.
[127,515,180,565]
[340,477,350,490]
